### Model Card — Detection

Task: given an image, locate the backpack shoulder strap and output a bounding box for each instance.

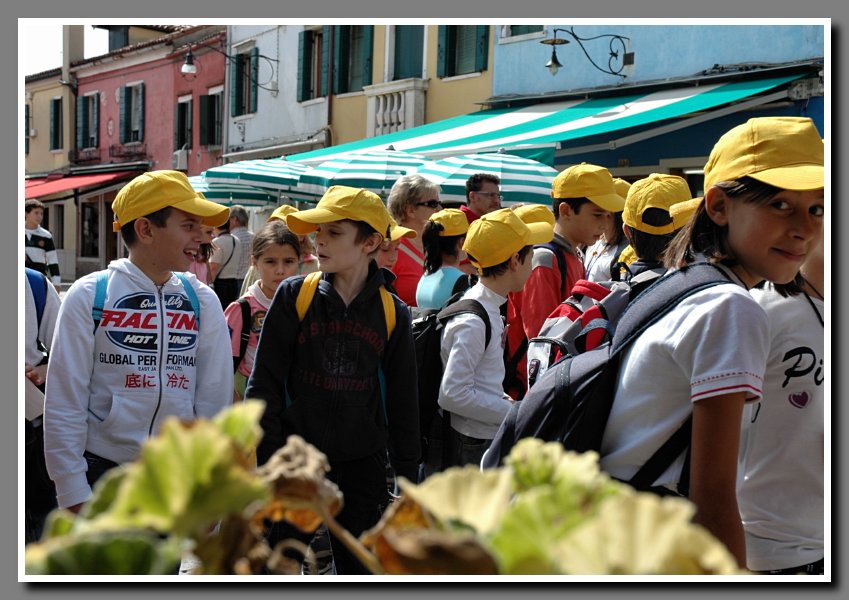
[296,271,322,322]
[378,286,396,339]
[174,272,201,329]
[236,297,252,371]
[25,268,48,328]
[437,298,491,348]
[611,263,732,355]
[535,242,567,295]
[92,270,110,332]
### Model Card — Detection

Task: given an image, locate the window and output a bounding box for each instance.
[332,25,374,94]
[393,25,424,80]
[230,48,258,117]
[107,26,129,51]
[199,90,222,146]
[175,97,193,150]
[76,93,100,149]
[503,25,544,38]
[80,202,100,258]
[297,27,330,102]
[25,104,30,154]
[119,83,144,143]
[49,97,63,151]
[437,26,489,78]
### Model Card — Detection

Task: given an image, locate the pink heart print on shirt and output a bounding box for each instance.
[789,391,810,409]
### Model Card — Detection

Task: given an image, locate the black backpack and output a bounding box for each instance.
[482,263,730,495]
[412,295,491,470]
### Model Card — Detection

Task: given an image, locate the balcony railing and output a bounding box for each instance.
[69,147,102,164]
[109,143,148,160]
[363,78,429,138]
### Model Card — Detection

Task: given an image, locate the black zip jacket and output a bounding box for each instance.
[247,262,421,482]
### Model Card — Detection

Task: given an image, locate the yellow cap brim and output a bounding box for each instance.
[747,165,824,191]
[586,192,626,213]
[285,208,344,235]
[112,195,229,232]
[670,197,703,231]
[391,225,417,241]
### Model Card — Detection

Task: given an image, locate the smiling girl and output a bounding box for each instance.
[598,117,824,568]
[225,220,300,402]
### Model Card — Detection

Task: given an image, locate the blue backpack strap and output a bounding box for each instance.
[25,268,47,328]
[175,273,201,329]
[92,270,110,332]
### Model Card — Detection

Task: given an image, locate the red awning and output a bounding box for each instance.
[25,178,47,188]
[25,171,138,199]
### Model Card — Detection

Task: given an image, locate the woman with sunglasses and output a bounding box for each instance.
[386,174,443,307]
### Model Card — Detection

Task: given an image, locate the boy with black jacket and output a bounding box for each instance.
[246,185,420,575]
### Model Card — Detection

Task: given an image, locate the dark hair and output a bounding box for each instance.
[465,173,501,200]
[252,220,301,259]
[625,208,675,262]
[119,206,173,247]
[468,244,533,278]
[553,196,591,218]
[664,177,783,271]
[422,220,464,275]
[25,199,45,213]
[607,210,625,245]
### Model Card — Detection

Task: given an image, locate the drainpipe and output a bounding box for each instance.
[325,26,334,148]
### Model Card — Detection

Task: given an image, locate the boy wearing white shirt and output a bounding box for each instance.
[438,208,553,467]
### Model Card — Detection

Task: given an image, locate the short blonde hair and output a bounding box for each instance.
[386,174,440,221]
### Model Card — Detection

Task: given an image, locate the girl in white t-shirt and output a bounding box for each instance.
[600,117,824,568]
[225,220,300,401]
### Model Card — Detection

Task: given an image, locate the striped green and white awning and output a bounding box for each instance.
[187,176,282,207]
[416,151,559,205]
[297,148,430,199]
[202,158,311,198]
[287,74,801,167]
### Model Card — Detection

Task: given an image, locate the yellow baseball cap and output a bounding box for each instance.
[512,204,556,227]
[704,117,824,191]
[463,207,554,269]
[428,208,469,237]
[612,178,632,203]
[622,174,692,235]
[286,185,392,240]
[552,163,625,213]
[268,204,298,222]
[389,216,417,241]
[111,170,230,232]
[670,197,703,231]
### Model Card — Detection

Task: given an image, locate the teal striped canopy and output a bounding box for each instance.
[415,151,559,205]
[202,158,313,200]
[297,148,430,199]
[187,176,282,207]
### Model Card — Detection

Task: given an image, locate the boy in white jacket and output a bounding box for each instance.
[43,171,234,514]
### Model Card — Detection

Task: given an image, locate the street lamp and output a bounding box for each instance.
[540,27,634,78]
[180,43,279,91]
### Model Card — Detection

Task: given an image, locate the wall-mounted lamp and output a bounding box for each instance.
[180,43,279,91]
[540,27,634,78]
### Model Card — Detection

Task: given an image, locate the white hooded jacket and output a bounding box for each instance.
[44,259,233,508]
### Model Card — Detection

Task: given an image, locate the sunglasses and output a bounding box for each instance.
[416,199,442,209]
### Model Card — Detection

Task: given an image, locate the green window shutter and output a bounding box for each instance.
[333,25,347,94]
[174,103,181,150]
[199,95,210,146]
[136,83,145,142]
[250,48,259,113]
[230,56,242,116]
[49,98,57,150]
[394,25,423,80]
[92,94,99,148]
[187,98,193,149]
[119,87,130,144]
[320,25,331,98]
[361,25,374,88]
[297,30,309,102]
[475,25,489,72]
[76,95,86,150]
[25,104,29,154]
[437,25,448,78]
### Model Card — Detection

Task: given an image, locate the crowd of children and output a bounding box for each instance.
[28,115,825,576]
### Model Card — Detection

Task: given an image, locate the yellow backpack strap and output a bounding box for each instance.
[296,271,322,322]
[379,286,396,338]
